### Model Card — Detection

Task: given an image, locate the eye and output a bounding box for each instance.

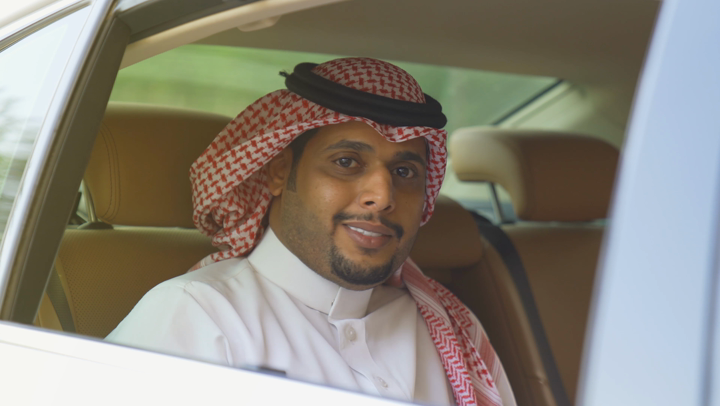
[335,157,359,168]
[394,166,416,178]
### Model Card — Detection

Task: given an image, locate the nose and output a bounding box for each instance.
[357,167,395,213]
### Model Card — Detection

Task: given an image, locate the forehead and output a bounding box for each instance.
[308,121,427,155]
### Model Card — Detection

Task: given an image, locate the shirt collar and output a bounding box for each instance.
[248,227,372,318]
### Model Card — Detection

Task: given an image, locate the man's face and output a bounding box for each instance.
[267,121,427,290]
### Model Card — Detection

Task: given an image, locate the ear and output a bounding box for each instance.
[266,148,293,197]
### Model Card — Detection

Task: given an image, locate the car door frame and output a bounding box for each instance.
[0,0,129,324]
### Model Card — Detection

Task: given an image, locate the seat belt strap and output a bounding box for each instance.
[46,266,76,333]
[471,213,572,406]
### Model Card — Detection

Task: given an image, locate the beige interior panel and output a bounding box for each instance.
[450,129,619,222]
[120,0,350,68]
[196,0,657,84]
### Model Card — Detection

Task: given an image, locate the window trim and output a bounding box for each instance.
[0,0,128,323]
[491,79,564,126]
[117,0,262,43]
[0,0,90,53]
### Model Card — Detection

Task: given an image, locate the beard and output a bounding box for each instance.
[329,244,397,286]
[278,191,411,289]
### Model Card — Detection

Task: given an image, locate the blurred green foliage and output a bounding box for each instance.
[110,45,555,135]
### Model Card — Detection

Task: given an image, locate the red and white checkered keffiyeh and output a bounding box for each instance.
[190,57,503,406]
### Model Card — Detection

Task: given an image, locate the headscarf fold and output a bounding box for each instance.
[190,57,503,406]
[400,259,504,406]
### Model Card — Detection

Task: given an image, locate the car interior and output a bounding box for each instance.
[8,0,662,405]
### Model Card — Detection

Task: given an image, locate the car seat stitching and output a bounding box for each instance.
[101,122,120,222]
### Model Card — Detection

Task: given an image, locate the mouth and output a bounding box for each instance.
[342,221,394,250]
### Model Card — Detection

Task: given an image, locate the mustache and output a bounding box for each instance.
[332,212,404,240]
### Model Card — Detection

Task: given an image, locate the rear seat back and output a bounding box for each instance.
[445,127,619,405]
[85,103,229,228]
[451,128,618,222]
[37,102,229,337]
[410,195,485,285]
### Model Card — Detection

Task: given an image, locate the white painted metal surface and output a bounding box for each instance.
[0,321,407,406]
[578,0,720,405]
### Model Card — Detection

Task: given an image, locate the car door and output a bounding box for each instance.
[577,0,720,405]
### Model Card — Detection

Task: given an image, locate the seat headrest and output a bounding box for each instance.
[410,195,483,269]
[85,102,231,227]
[449,128,619,222]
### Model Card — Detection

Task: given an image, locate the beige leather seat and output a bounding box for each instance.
[441,127,618,406]
[36,102,230,338]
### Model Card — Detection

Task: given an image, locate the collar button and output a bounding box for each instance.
[347,326,357,342]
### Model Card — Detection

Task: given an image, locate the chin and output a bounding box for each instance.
[344,250,396,268]
[329,245,398,287]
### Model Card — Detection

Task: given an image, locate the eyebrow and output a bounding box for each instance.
[324,140,375,153]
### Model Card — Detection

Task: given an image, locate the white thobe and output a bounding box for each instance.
[107,229,515,406]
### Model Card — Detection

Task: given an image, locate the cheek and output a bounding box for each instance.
[395,190,426,232]
[300,173,356,221]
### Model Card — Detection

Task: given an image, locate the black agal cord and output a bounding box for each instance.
[281,63,447,129]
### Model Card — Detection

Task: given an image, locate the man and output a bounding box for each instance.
[107,57,515,406]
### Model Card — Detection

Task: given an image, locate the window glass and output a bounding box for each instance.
[495,184,516,222]
[110,45,556,136]
[0,8,90,236]
[110,45,554,214]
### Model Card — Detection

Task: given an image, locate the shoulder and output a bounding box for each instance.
[122,256,269,319]
[105,258,256,362]
[156,257,254,292]
[109,257,258,334]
